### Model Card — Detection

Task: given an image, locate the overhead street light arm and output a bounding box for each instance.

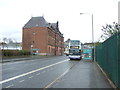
[80,13,93,15]
[80,13,84,15]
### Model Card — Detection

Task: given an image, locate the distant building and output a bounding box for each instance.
[82,43,93,49]
[22,16,64,55]
[64,39,71,55]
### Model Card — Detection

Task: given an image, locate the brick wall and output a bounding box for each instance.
[22,27,64,56]
[22,27,47,55]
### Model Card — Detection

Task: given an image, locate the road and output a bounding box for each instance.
[1,56,78,88]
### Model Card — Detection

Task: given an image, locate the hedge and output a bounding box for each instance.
[2,50,31,56]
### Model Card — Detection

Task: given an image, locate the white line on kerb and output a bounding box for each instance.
[0,59,69,84]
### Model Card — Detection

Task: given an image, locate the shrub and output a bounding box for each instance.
[2,50,31,56]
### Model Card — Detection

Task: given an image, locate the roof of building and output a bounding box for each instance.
[23,16,63,37]
[51,23,57,30]
[23,16,48,28]
[83,43,93,45]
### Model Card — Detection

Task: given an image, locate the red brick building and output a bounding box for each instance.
[22,16,64,55]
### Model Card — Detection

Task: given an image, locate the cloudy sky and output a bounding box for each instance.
[0,0,119,43]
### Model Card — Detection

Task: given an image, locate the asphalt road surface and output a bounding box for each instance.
[1,56,78,88]
[1,56,113,89]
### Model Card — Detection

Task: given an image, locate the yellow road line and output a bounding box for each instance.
[44,68,70,88]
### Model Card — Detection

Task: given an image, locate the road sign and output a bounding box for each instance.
[32,48,40,51]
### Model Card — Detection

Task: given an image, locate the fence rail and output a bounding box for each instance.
[95,32,120,88]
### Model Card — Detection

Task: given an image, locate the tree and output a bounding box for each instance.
[3,38,8,44]
[95,42,102,47]
[2,38,8,50]
[8,38,14,44]
[100,22,120,41]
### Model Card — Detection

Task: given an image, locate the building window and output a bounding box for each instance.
[33,32,36,35]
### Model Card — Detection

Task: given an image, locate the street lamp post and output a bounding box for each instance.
[80,13,95,61]
[31,44,33,58]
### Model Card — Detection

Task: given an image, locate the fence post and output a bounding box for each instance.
[118,32,120,88]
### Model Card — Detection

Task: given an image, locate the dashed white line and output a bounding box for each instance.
[29,63,37,66]
[3,61,26,65]
[47,69,50,72]
[36,73,41,75]
[19,79,25,83]
[50,68,53,70]
[29,76,33,79]
[6,84,14,88]
[42,71,46,73]
[2,67,15,71]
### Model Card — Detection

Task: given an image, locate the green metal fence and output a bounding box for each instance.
[95,32,120,88]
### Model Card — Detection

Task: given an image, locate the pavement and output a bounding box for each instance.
[50,59,114,88]
[1,55,55,63]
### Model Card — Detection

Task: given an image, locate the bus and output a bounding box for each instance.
[68,40,82,60]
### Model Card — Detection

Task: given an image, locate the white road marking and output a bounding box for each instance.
[2,57,50,66]
[28,63,37,66]
[0,59,69,84]
[2,67,15,71]
[5,84,14,88]
[47,69,50,72]
[50,68,53,70]
[19,79,25,83]
[29,76,33,79]
[42,71,46,73]
[36,73,41,75]
[3,61,26,65]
